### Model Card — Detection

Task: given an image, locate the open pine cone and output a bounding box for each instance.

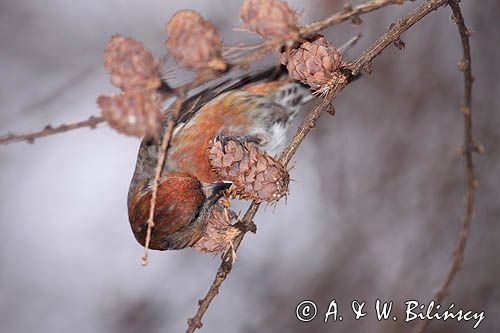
[193,202,239,254]
[282,35,345,92]
[165,10,226,71]
[103,35,162,92]
[240,0,299,38]
[208,137,289,203]
[97,91,162,138]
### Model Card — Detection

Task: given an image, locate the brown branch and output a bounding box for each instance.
[0,0,400,146]
[187,90,340,332]
[184,92,342,329]
[186,0,449,331]
[163,0,403,103]
[141,98,184,266]
[414,1,477,332]
[0,115,104,145]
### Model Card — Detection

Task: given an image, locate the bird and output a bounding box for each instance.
[127,65,315,252]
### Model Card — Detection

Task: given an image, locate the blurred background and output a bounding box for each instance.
[1,0,499,332]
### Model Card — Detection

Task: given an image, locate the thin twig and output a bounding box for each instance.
[0,115,104,145]
[186,1,449,331]
[186,203,260,332]
[414,1,477,332]
[142,98,184,266]
[350,0,448,74]
[299,0,406,36]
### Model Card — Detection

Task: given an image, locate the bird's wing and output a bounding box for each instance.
[175,64,286,125]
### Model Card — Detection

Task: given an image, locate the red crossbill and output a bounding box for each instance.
[127,67,314,251]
